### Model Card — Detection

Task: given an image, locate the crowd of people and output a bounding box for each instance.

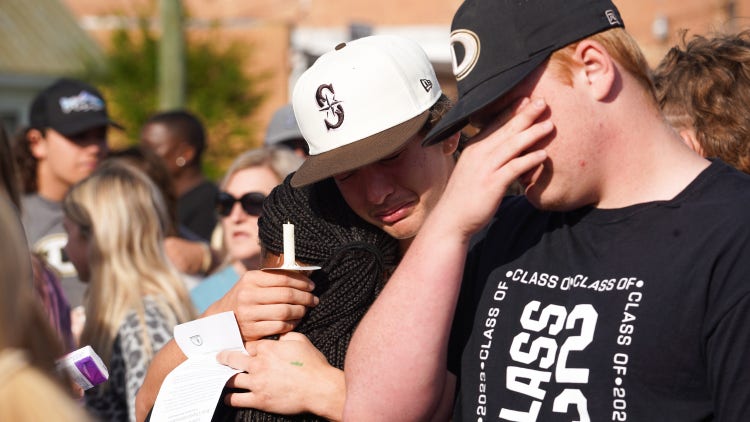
[2,0,750,421]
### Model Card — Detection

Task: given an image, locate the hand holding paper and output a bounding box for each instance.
[150,311,247,421]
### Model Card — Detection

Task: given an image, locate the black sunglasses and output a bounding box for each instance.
[215,191,266,217]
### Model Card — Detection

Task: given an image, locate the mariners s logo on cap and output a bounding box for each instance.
[316,83,344,130]
[450,29,481,81]
[291,35,442,188]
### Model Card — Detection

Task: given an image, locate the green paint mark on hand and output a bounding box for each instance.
[291,361,304,367]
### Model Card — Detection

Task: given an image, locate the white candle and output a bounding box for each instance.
[283,222,295,267]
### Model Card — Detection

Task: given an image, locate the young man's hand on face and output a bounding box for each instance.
[433,97,552,240]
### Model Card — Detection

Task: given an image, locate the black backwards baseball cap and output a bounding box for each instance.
[423,0,624,145]
[30,78,123,137]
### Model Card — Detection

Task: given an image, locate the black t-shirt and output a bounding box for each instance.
[449,160,750,421]
[177,180,219,242]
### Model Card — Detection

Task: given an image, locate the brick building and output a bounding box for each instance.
[61,0,750,147]
[0,0,102,132]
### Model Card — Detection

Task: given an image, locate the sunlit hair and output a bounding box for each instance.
[0,196,88,421]
[62,161,195,369]
[11,127,38,194]
[107,146,180,236]
[0,123,21,209]
[420,93,465,156]
[219,146,304,190]
[0,193,63,370]
[423,94,453,134]
[0,349,91,422]
[548,28,655,101]
[653,29,750,174]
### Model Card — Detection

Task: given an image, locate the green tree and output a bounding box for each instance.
[85,19,267,179]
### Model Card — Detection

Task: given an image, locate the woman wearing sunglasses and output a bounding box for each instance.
[190,147,303,313]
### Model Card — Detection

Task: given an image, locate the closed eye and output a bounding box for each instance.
[334,171,354,182]
[379,147,406,163]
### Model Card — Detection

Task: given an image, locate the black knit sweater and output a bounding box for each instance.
[214,175,399,422]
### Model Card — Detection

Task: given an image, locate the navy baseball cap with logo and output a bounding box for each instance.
[29,78,123,137]
[423,0,624,145]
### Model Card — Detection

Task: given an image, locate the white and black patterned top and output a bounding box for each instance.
[84,297,174,422]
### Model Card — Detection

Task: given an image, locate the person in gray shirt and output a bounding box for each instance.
[12,78,121,311]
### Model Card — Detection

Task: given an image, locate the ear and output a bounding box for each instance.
[440,132,461,155]
[179,144,196,165]
[678,128,705,156]
[573,39,616,101]
[26,129,48,160]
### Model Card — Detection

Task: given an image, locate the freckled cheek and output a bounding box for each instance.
[337,185,368,218]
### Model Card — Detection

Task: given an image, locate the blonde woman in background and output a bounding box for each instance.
[63,160,195,422]
[190,146,303,313]
[0,194,90,421]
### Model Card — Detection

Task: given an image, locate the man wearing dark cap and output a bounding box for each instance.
[346,1,750,421]
[15,77,121,311]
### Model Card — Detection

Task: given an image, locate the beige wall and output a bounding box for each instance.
[62,0,462,144]
[63,0,750,145]
[616,0,750,64]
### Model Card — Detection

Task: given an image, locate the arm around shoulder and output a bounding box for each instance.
[343,215,469,420]
[135,340,186,422]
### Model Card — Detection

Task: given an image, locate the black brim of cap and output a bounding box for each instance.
[422,50,552,146]
[55,116,124,137]
[291,110,430,188]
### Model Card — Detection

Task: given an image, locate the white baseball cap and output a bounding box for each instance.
[290,35,442,187]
